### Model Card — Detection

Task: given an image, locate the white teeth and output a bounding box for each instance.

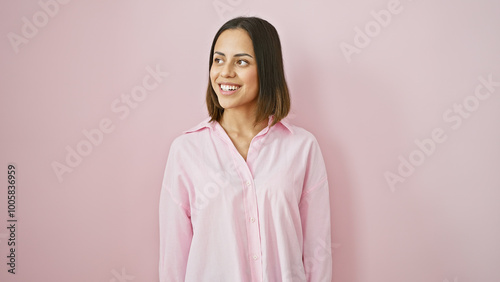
[221,84,240,91]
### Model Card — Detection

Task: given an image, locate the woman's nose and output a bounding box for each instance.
[221,63,235,77]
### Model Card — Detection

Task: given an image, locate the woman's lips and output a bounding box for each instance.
[219,84,241,96]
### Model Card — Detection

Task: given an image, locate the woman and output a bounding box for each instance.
[159,16,332,282]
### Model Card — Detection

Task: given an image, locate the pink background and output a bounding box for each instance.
[1,0,500,281]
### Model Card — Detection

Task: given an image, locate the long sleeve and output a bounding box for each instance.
[299,137,332,282]
[159,138,193,282]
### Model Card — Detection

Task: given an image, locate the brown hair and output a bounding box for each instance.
[206,16,290,127]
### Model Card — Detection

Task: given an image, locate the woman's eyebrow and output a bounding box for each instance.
[234,53,253,58]
[214,51,253,58]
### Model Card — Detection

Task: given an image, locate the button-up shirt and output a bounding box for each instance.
[159,115,332,282]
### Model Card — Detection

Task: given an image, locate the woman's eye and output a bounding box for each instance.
[237,60,249,66]
[214,58,223,64]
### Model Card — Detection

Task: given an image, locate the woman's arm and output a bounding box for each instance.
[299,137,333,282]
[159,139,193,282]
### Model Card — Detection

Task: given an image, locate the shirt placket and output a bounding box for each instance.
[214,122,269,282]
[241,169,263,282]
[237,129,269,282]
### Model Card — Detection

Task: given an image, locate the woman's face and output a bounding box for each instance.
[210,28,259,112]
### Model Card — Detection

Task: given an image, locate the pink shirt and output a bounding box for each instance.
[159,115,332,282]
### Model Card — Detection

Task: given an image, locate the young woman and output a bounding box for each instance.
[159,16,332,282]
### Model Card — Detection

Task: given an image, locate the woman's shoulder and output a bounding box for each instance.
[169,117,214,149]
[278,117,319,143]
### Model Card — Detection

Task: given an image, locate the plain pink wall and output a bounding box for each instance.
[1,0,499,281]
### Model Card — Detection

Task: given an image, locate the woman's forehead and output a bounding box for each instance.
[214,29,254,56]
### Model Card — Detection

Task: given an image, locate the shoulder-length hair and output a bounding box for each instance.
[206,16,290,127]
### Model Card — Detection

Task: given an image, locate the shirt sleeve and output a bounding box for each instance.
[159,138,193,282]
[299,136,332,282]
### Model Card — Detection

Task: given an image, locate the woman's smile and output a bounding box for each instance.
[218,83,242,95]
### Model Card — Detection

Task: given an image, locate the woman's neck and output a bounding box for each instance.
[220,108,268,137]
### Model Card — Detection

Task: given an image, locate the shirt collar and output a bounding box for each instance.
[183,115,294,134]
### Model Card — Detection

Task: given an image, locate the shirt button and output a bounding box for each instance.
[246,180,251,186]
[252,255,258,260]
[250,217,255,223]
